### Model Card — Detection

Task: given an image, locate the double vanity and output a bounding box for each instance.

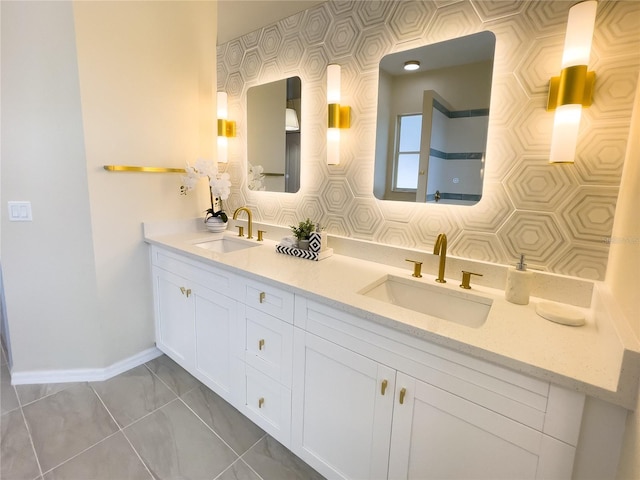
[144,218,639,480]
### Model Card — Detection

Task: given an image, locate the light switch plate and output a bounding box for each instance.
[8,201,33,221]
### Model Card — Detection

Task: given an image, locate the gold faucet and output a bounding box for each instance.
[433,233,447,283]
[233,206,253,239]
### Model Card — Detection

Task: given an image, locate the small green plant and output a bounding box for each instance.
[290,218,316,240]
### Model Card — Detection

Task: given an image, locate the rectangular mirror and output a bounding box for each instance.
[247,76,301,193]
[373,31,495,205]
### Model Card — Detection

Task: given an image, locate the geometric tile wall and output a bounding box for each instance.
[217,0,640,280]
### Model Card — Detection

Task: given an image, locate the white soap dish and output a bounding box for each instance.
[536,302,585,327]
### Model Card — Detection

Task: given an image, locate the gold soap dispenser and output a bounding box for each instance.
[505,254,533,305]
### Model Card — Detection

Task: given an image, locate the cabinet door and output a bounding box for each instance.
[193,285,238,402]
[388,372,574,480]
[153,267,195,369]
[292,330,395,480]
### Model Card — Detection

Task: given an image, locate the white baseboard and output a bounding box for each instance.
[10,346,163,385]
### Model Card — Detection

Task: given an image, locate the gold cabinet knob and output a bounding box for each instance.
[258,339,265,350]
[258,397,265,408]
[180,286,186,295]
[399,387,407,405]
[259,292,266,304]
[460,271,483,289]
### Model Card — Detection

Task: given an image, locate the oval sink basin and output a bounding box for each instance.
[193,237,261,254]
[358,274,492,328]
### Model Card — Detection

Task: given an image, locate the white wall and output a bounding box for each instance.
[611,72,640,480]
[73,1,216,367]
[1,1,103,371]
[0,1,216,373]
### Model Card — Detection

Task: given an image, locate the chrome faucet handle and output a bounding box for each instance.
[460,271,483,289]
[405,259,423,278]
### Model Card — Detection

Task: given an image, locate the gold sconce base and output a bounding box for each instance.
[217,119,237,137]
[328,103,351,129]
[547,65,595,111]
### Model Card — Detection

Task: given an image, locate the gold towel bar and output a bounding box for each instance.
[103,165,186,173]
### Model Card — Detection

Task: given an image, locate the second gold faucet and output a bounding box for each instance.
[433,233,447,283]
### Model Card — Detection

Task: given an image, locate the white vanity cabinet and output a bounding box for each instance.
[292,330,396,479]
[153,267,196,369]
[150,246,241,404]
[235,279,295,445]
[292,297,585,480]
[149,245,589,480]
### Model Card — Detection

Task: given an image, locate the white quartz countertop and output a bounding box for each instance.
[145,228,640,409]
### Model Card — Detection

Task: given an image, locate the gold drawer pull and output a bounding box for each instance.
[258,397,265,408]
[185,288,191,298]
[381,379,388,395]
[258,339,265,350]
[399,387,407,405]
[259,292,266,303]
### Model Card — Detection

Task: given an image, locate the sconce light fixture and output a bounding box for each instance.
[327,64,351,165]
[217,92,236,164]
[547,1,597,164]
[403,60,420,71]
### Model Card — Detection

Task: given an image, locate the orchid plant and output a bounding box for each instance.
[180,159,231,223]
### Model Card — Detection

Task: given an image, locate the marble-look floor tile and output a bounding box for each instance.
[145,355,200,396]
[243,436,325,480]
[125,399,238,480]
[1,363,20,415]
[182,385,265,455]
[1,409,41,480]
[42,432,152,480]
[216,459,261,480]
[22,384,118,472]
[91,364,176,427]
[15,382,84,407]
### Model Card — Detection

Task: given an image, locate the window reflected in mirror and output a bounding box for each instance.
[247,76,301,193]
[374,31,495,205]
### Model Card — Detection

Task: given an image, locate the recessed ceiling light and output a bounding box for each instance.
[404,60,420,71]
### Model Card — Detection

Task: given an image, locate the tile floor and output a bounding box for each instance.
[0,345,324,480]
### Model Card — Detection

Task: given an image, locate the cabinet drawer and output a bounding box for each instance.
[244,365,292,445]
[151,247,239,295]
[243,279,294,323]
[243,307,293,386]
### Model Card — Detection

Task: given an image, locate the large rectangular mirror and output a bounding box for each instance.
[247,76,301,193]
[373,31,495,205]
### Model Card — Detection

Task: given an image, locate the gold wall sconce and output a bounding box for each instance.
[547,1,597,164]
[217,92,236,163]
[327,64,351,165]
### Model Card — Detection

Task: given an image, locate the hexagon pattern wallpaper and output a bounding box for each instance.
[217,0,640,280]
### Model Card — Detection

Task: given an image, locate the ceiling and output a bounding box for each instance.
[217,0,326,45]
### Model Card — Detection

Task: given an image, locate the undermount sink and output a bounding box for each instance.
[358,274,492,328]
[193,236,261,254]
